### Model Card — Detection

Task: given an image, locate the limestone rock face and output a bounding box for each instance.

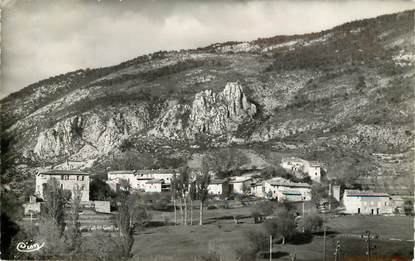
[188,82,257,136]
[148,102,191,140]
[148,82,257,140]
[33,105,150,161]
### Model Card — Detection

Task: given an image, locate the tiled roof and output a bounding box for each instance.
[265,177,310,188]
[39,170,90,176]
[229,176,252,183]
[344,190,390,197]
[146,179,164,184]
[210,179,226,184]
[136,169,177,175]
[108,170,136,175]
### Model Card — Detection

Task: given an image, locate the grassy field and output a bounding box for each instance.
[130,207,414,261]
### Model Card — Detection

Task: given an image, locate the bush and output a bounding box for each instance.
[235,230,268,261]
[301,214,324,234]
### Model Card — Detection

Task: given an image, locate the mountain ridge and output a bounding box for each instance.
[1,10,414,195]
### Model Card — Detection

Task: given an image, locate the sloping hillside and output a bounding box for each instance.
[1,10,414,194]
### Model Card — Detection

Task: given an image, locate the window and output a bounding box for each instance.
[81,185,85,191]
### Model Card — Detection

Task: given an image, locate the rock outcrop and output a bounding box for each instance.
[148,82,257,140]
[188,82,256,136]
[33,105,150,161]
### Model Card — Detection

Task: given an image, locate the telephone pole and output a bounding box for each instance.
[323,226,327,261]
[269,235,273,261]
[361,230,378,261]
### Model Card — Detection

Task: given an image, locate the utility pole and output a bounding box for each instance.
[361,230,378,261]
[302,201,305,233]
[323,226,327,261]
[269,235,273,261]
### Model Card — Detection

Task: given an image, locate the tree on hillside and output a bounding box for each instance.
[235,230,268,261]
[301,213,324,234]
[251,201,276,223]
[90,178,114,201]
[260,165,293,181]
[204,148,247,178]
[311,183,329,207]
[65,186,82,256]
[189,180,197,226]
[196,158,211,225]
[40,178,67,234]
[263,203,296,244]
[171,171,178,225]
[35,178,68,259]
[177,167,190,226]
[0,187,23,260]
[115,192,149,260]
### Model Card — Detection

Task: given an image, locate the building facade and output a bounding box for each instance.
[107,169,177,192]
[208,179,228,195]
[342,190,393,215]
[281,157,323,183]
[35,170,90,202]
[107,170,137,190]
[263,177,311,202]
[230,176,252,194]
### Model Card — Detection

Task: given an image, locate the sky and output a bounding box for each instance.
[1,0,414,99]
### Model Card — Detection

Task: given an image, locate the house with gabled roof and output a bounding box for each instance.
[342,190,393,215]
[36,169,90,202]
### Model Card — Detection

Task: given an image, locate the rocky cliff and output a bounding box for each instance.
[1,10,414,194]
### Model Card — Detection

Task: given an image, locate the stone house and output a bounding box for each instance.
[35,170,90,202]
[342,190,393,215]
[229,176,253,194]
[263,177,311,202]
[208,179,229,195]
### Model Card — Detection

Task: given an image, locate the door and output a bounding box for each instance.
[358,208,360,214]
[376,208,379,215]
[371,209,374,215]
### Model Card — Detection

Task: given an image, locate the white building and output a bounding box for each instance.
[208,179,228,195]
[332,185,341,202]
[107,169,177,192]
[136,169,176,185]
[281,157,323,183]
[281,157,305,172]
[229,176,252,194]
[263,177,311,202]
[144,179,165,193]
[342,190,393,215]
[35,170,90,202]
[107,170,137,190]
[303,161,321,183]
[251,182,266,198]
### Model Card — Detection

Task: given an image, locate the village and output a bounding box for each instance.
[19,156,413,260]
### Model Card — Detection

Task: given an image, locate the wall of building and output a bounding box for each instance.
[264,183,311,202]
[144,183,162,193]
[94,201,111,213]
[251,185,265,198]
[36,174,90,202]
[343,195,393,214]
[208,184,223,195]
[306,166,321,183]
[232,181,251,194]
[107,174,138,189]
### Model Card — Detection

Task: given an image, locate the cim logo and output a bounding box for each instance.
[16,241,45,253]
